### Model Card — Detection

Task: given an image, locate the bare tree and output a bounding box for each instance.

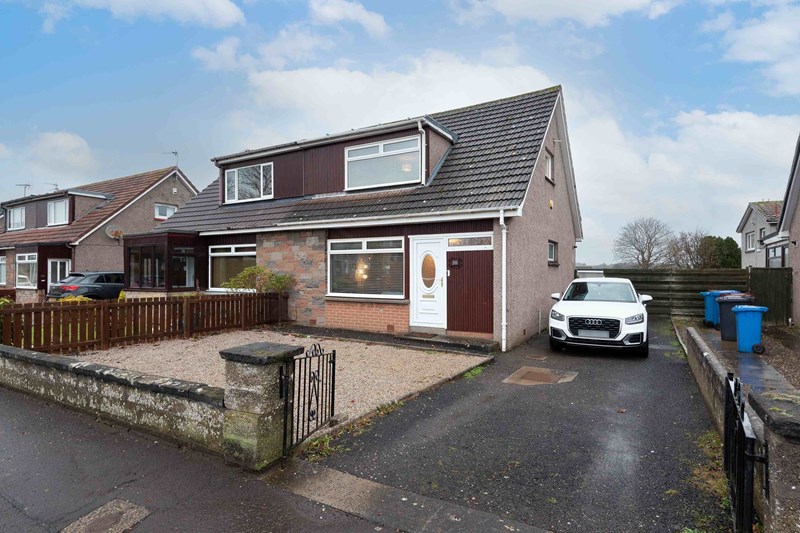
[667,229,717,269]
[613,217,673,269]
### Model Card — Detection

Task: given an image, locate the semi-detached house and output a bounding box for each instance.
[0,167,197,303]
[124,87,583,351]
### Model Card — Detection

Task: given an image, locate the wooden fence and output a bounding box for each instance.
[0,292,289,354]
[595,268,792,324]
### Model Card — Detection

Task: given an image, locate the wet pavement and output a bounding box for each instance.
[699,328,795,394]
[0,386,373,532]
[314,319,731,532]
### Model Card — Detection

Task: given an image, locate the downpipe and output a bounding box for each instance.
[500,210,508,352]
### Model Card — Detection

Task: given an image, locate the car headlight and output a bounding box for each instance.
[550,309,565,321]
[625,313,644,325]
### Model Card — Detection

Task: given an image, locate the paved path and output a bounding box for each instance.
[314,319,731,532]
[0,386,371,532]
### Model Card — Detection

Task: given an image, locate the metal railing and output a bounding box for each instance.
[723,373,767,533]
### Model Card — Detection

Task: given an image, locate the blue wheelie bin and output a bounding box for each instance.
[700,290,740,328]
[731,305,769,354]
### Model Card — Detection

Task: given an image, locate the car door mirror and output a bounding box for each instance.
[550,292,561,301]
[640,294,653,303]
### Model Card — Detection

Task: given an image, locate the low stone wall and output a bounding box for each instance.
[676,325,800,532]
[0,341,304,470]
[0,344,225,452]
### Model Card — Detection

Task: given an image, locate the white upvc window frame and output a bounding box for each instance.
[0,256,6,286]
[7,206,25,231]
[47,198,69,226]
[224,162,274,204]
[446,232,494,251]
[154,203,177,221]
[344,135,422,192]
[327,236,405,299]
[758,227,766,240]
[544,149,554,183]
[16,253,37,288]
[548,240,558,263]
[208,244,257,291]
[745,231,756,252]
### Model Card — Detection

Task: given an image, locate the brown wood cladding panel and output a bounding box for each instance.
[446,250,493,333]
[328,219,492,240]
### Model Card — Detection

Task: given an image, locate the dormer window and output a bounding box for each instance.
[345,136,421,191]
[47,199,69,226]
[225,163,273,203]
[7,207,24,230]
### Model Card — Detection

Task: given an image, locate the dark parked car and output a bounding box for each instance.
[47,272,125,300]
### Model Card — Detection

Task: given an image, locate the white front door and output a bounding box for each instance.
[48,259,71,290]
[410,236,447,329]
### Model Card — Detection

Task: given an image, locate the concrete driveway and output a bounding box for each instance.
[308,319,731,532]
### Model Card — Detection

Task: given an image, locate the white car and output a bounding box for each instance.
[548,277,652,357]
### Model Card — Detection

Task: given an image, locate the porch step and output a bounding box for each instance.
[396,332,499,354]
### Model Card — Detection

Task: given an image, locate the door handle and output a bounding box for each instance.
[440,277,444,287]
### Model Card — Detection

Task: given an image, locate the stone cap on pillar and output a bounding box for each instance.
[219,342,304,365]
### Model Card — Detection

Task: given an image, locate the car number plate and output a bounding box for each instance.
[578,330,609,339]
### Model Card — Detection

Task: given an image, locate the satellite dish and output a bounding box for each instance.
[106,225,124,240]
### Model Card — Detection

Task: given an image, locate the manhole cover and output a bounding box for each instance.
[503,366,578,386]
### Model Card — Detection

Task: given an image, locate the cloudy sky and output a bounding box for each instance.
[1,0,799,264]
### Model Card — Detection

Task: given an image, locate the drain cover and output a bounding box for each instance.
[503,366,578,386]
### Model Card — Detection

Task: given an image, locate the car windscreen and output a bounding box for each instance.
[563,281,637,303]
[59,274,85,284]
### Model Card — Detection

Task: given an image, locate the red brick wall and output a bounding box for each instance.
[326,300,410,334]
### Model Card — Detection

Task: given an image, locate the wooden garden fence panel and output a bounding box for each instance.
[0,292,289,354]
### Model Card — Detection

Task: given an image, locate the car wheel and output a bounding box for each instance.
[549,337,563,352]
[636,340,649,358]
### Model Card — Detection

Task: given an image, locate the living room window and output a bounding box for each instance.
[345,136,421,191]
[7,206,25,230]
[209,244,257,289]
[0,256,6,286]
[328,238,404,298]
[47,199,69,226]
[16,253,37,288]
[224,163,273,203]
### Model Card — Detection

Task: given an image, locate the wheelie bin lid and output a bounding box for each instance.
[731,305,768,313]
[700,289,740,296]
[716,293,754,303]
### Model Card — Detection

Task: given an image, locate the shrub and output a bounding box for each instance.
[59,295,94,302]
[117,290,126,301]
[0,297,14,308]
[221,266,295,293]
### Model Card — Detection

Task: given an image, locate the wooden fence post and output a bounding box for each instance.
[183,298,192,339]
[100,299,109,350]
[241,293,248,330]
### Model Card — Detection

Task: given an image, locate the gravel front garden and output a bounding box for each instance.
[81,327,490,423]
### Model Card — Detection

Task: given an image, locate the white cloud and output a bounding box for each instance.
[258,25,335,69]
[708,3,800,95]
[309,0,390,38]
[40,2,71,33]
[700,10,734,32]
[449,0,680,27]
[41,0,245,31]
[28,131,98,178]
[480,34,521,65]
[193,37,254,71]
[0,143,11,159]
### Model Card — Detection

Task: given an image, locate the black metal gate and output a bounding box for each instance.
[723,373,767,533]
[281,344,336,456]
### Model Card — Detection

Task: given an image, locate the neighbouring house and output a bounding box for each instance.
[770,132,800,321]
[124,87,583,351]
[0,167,198,303]
[736,200,784,268]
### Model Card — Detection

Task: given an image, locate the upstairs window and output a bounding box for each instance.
[225,163,273,203]
[745,232,755,252]
[47,199,69,226]
[7,206,24,230]
[544,150,554,183]
[155,203,177,220]
[345,136,421,191]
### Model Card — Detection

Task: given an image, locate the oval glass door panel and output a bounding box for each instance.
[421,253,436,288]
